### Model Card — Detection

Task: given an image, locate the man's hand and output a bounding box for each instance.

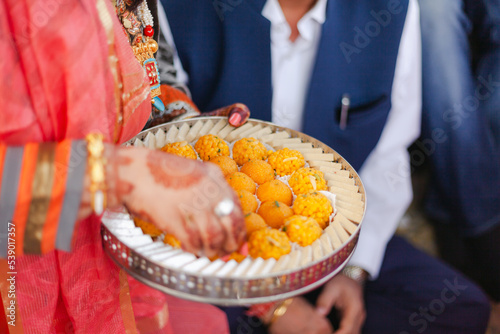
[316,274,366,334]
[148,85,250,128]
[268,297,333,334]
[198,103,250,127]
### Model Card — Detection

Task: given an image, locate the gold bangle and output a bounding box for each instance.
[270,298,293,325]
[86,133,107,215]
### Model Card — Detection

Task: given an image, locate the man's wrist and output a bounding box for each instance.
[342,265,368,286]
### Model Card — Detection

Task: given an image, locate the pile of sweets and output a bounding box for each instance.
[136,139,337,261]
[128,119,364,274]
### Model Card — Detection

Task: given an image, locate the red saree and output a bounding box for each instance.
[0,0,229,332]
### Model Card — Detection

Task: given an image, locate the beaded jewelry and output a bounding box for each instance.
[115,0,165,112]
[137,1,153,27]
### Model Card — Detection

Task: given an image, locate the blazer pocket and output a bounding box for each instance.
[336,94,389,127]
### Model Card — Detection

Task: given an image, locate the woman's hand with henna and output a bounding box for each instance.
[107,145,246,258]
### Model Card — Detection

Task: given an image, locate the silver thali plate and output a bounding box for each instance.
[101,117,366,305]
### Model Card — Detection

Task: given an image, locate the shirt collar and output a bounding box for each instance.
[298,0,327,41]
[306,0,327,25]
[262,0,327,42]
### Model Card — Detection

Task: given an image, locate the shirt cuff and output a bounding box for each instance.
[347,228,389,280]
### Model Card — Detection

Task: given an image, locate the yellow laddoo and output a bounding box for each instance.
[240,160,275,185]
[248,228,291,260]
[232,138,267,166]
[257,201,294,229]
[226,172,257,194]
[293,192,333,229]
[160,141,197,160]
[268,148,305,176]
[244,212,268,235]
[227,252,246,263]
[282,215,322,247]
[209,155,238,177]
[163,234,181,248]
[236,189,258,213]
[256,179,293,206]
[134,217,162,237]
[194,134,230,161]
[288,167,328,195]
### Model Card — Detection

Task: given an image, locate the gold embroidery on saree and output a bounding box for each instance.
[24,144,56,254]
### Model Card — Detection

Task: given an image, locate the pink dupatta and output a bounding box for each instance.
[0,0,229,332]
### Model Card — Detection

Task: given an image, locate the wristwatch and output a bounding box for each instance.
[342,265,368,286]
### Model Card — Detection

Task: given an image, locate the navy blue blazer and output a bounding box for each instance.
[162,0,409,170]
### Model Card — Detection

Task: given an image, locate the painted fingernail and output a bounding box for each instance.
[229,112,242,126]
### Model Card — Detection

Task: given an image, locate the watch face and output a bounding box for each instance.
[343,266,367,284]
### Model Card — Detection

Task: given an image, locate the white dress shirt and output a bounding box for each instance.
[346,0,421,278]
[262,0,327,131]
[264,0,421,279]
[160,0,422,279]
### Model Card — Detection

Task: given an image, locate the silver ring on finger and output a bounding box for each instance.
[214,197,235,218]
